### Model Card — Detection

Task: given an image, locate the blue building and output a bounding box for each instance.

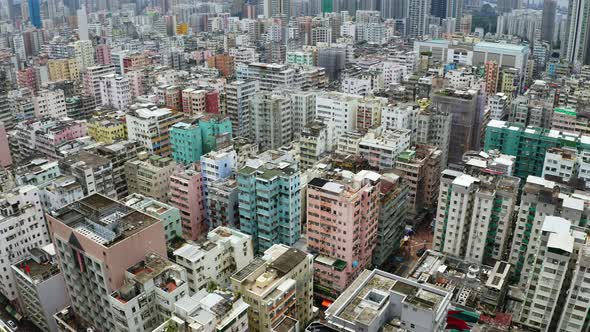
[170,116,232,165]
[238,160,301,253]
[28,0,42,29]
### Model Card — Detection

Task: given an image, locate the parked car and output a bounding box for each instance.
[416,248,426,257]
[7,320,17,330]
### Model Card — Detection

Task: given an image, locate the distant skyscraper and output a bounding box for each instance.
[447,0,463,32]
[541,0,557,43]
[497,0,520,12]
[358,0,377,10]
[565,0,590,65]
[27,0,41,28]
[430,0,446,18]
[382,0,407,19]
[77,6,88,40]
[263,0,290,18]
[407,0,430,38]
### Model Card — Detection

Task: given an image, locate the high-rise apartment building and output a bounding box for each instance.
[226,80,259,138]
[383,104,452,167]
[473,42,530,91]
[169,164,207,241]
[394,145,443,217]
[508,176,590,287]
[289,90,317,139]
[516,216,588,331]
[238,160,300,253]
[95,140,144,199]
[59,151,117,198]
[564,0,590,65]
[109,254,189,332]
[170,122,203,165]
[126,103,183,157]
[488,93,509,120]
[13,118,87,161]
[300,121,329,170]
[541,0,557,42]
[120,193,182,244]
[551,107,590,136]
[373,174,409,267]
[95,44,112,65]
[11,245,70,332]
[28,0,42,28]
[170,116,233,165]
[231,244,313,332]
[432,89,481,167]
[263,0,290,18]
[407,0,430,37]
[206,54,235,77]
[65,95,96,120]
[0,186,51,305]
[99,74,131,110]
[307,170,381,298]
[358,129,412,170]
[39,175,84,212]
[237,63,295,91]
[125,152,176,203]
[73,40,95,70]
[48,58,80,82]
[33,89,67,119]
[447,0,464,32]
[83,65,116,103]
[47,194,167,331]
[315,92,361,150]
[356,96,386,133]
[200,147,237,198]
[250,92,293,151]
[173,226,254,292]
[433,169,520,264]
[556,238,590,332]
[484,120,590,179]
[207,177,240,229]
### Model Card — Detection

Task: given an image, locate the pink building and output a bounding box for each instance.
[205,90,220,114]
[16,67,38,92]
[20,119,88,159]
[192,50,214,63]
[95,44,112,65]
[48,194,167,331]
[169,164,207,240]
[0,123,12,167]
[306,170,381,299]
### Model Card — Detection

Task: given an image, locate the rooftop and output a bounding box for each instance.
[54,306,93,332]
[408,250,510,311]
[61,151,110,169]
[52,194,160,247]
[328,270,450,327]
[12,247,60,283]
[474,42,529,53]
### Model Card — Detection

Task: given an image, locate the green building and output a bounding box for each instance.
[373,174,409,267]
[238,160,301,254]
[322,0,333,13]
[484,119,590,179]
[200,117,232,153]
[170,116,232,164]
[170,122,203,165]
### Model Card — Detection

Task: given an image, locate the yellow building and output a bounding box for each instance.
[87,113,128,143]
[176,23,188,35]
[500,68,518,99]
[47,58,80,81]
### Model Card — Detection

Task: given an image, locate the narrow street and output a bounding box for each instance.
[393,220,434,277]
